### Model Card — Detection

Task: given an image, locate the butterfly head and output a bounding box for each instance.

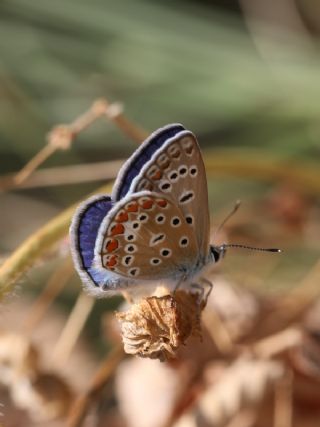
[210,244,227,263]
[210,243,281,265]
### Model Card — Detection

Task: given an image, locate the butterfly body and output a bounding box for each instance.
[70,124,217,298]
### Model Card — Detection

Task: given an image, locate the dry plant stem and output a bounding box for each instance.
[202,308,234,354]
[121,290,134,304]
[279,259,320,318]
[12,98,146,187]
[67,345,125,427]
[205,153,320,195]
[0,182,112,299]
[13,143,57,185]
[226,410,257,427]
[274,370,293,427]
[52,292,95,367]
[252,327,302,359]
[23,257,74,334]
[4,153,319,195]
[1,159,125,190]
[103,105,149,142]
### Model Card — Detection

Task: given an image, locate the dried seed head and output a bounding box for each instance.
[116,290,204,361]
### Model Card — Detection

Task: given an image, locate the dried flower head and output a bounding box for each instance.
[116,290,204,361]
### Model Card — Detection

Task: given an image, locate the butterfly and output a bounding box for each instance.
[70,124,226,298]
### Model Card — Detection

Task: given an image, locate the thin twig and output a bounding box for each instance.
[23,257,74,333]
[202,309,234,354]
[274,370,293,427]
[13,143,57,186]
[52,292,95,367]
[12,98,146,187]
[0,159,124,190]
[67,345,125,427]
[252,327,302,359]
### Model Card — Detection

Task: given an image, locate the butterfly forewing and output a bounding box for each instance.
[95,192,198,280]
[129,131,210,258]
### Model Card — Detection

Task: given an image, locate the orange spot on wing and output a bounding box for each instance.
[142,199,154,210]
[106,239,118,253]
[116,210,129,222]
[107,255,117,267]
[111,223,125,235]
[126,202,138,212]
[151,170,162,180]
[157,199,168,208]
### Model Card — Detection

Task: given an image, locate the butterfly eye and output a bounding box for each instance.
[179,237,189,247]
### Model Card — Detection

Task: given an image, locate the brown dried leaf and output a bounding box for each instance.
[116,290,204,361]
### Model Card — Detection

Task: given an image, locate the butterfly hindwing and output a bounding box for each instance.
[70,195,121,294]
[128,131,210,257]
[94,191,199,280]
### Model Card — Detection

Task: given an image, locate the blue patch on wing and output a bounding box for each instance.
[77,196,113,284]
[114,124,185,200]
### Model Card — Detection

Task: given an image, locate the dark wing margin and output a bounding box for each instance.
[112,123,185,201]
[70,195,113,288]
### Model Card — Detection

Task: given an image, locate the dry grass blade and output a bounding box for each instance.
[0,182,112,299]
[274,371,293,427]
[67,345,125,427]
[52,292,95,367]
[23,257,75,333]
[0,160,124,190]
[11,98,146,189]
[252,328,302,359]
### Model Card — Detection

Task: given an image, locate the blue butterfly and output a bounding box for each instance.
[70,124,278,298]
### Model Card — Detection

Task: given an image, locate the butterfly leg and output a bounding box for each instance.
[200,277,214,306]
[190,283,205,302]
[190,278,213,306]
[173,274,188,294]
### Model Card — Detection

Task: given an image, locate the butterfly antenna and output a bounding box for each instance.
[214,200,241,238]
[222,244,281,253]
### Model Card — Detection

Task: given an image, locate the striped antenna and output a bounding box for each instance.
[222,244,281,253]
